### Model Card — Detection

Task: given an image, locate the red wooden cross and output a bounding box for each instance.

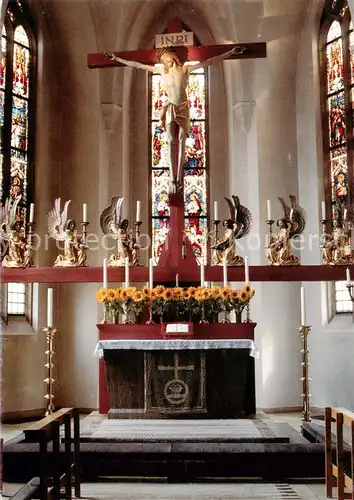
[87,20,266,272]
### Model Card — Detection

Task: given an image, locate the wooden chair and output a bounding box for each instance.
[325,407,354,499]
[10,408,81,500]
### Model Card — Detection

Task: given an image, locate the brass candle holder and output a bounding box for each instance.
[299,324,312,423]
[43,326,57,416]
[81,221,89,243]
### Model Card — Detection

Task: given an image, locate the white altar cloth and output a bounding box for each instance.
[94,339,258,359]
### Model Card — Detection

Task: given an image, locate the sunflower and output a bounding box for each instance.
[133,291,143,302]
[121,289,128,301]
[245,284,251,293]
[231,290,239,301]
[154,285,166,298]
[188,287,197,297]
[142,286,150,297]
[107,289,116,302]
[240,291,248,302]
[163,289,173,301]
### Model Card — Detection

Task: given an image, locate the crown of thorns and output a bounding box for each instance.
[156,46,177,61]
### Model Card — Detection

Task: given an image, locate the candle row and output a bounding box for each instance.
[27,201,143,224]
[267,199,346,221]
[102,256,250,289]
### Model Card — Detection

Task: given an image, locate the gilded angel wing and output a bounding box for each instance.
[46,198,71,241]
[100,196,124,239]
[289,201,306,238]
[277,197,291,222]
[224,197,236,222]
[233,195,252,239]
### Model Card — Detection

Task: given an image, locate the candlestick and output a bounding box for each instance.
[103,258,108,288]
[223,257,227,287]
[43,325,57,416]
[200,257,205,287]
[149,258,153,289]
[214,201,219,221]
[29,203,34,223]
[47,288,53,328]
[244,256,249,283]
[83,203,87,223]
[125,257,129,288]
[267,199,271,221]
[346,267,351,285]
[321,201,326,220]
[299,325,311,423]
[136,200,141,222]
[300,286,306,326]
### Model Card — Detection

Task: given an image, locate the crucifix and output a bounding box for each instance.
[87,20,266,268]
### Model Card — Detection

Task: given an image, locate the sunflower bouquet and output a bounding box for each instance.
[96,284,255,324]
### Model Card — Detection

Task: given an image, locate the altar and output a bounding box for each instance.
[95,323,257,418]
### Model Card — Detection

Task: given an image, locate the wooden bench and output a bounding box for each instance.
[325,407,354,500]
[10,408,81,500]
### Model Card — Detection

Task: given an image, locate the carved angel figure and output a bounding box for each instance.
[267,195,306,266]
[46,198,87,267]
[1,197,33,268]
[100,196,140,267]
[211,195,252,266]
[322,206,353,265]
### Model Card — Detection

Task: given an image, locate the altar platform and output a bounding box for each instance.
[3,413,326,483]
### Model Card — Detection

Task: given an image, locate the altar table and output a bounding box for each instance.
[95,324,257,419]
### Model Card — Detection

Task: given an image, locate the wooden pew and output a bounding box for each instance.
[325,407,354,500]
[10,408,80,500]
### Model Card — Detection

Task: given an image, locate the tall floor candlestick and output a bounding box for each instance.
[299,324,312,423]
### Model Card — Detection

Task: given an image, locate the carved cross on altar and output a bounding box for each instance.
[87,20,266,270]
[158,352,195,379]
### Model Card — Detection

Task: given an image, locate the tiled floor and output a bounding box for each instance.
[2,482,330,499]
[0,412,338,500]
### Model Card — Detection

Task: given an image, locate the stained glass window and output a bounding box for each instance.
[151,62,208,265]
[0,0,34,222]
[1,0,35,320]
[321,0,353,216]
[321,0,354,314]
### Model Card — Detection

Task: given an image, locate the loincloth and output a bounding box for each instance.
[160,101,189,135]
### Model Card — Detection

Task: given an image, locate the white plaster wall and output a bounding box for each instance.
[297,0,354,411]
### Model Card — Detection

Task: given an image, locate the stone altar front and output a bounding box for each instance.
[94,328,257,419]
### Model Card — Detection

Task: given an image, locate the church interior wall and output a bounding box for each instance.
[296,0,354,411]
[3,0,354,417]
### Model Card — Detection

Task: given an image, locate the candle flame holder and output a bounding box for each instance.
[43,326,57,416]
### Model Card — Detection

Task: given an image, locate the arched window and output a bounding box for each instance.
[320,0,353,314]
[1,0,35,321]
[151,31,208,265]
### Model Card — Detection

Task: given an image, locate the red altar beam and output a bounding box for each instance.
[1,265,350,283]
[87,43,266,69]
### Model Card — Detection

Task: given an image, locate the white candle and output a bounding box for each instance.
[223,257,227,287]
[300,286,306,326]
[344,208,348,221]
[149,257,153,289]
[321,201,326,220]
[83,203,87,223]
[103,258,108,288]
[200,257,205,287]
[136,201,141,222]
[125,257,129,288]
[267,200,271,221]
[214,201,219,221]
[29,203,34,223]
[244,256,249,283]
[176,274,179,287]
[47,288,53,328]
[346,267,351,285]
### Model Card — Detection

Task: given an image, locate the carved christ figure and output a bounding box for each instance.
[105,46,239,193]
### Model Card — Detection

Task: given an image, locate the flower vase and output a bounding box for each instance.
[122,302,134,324]
[199,304,209,324]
